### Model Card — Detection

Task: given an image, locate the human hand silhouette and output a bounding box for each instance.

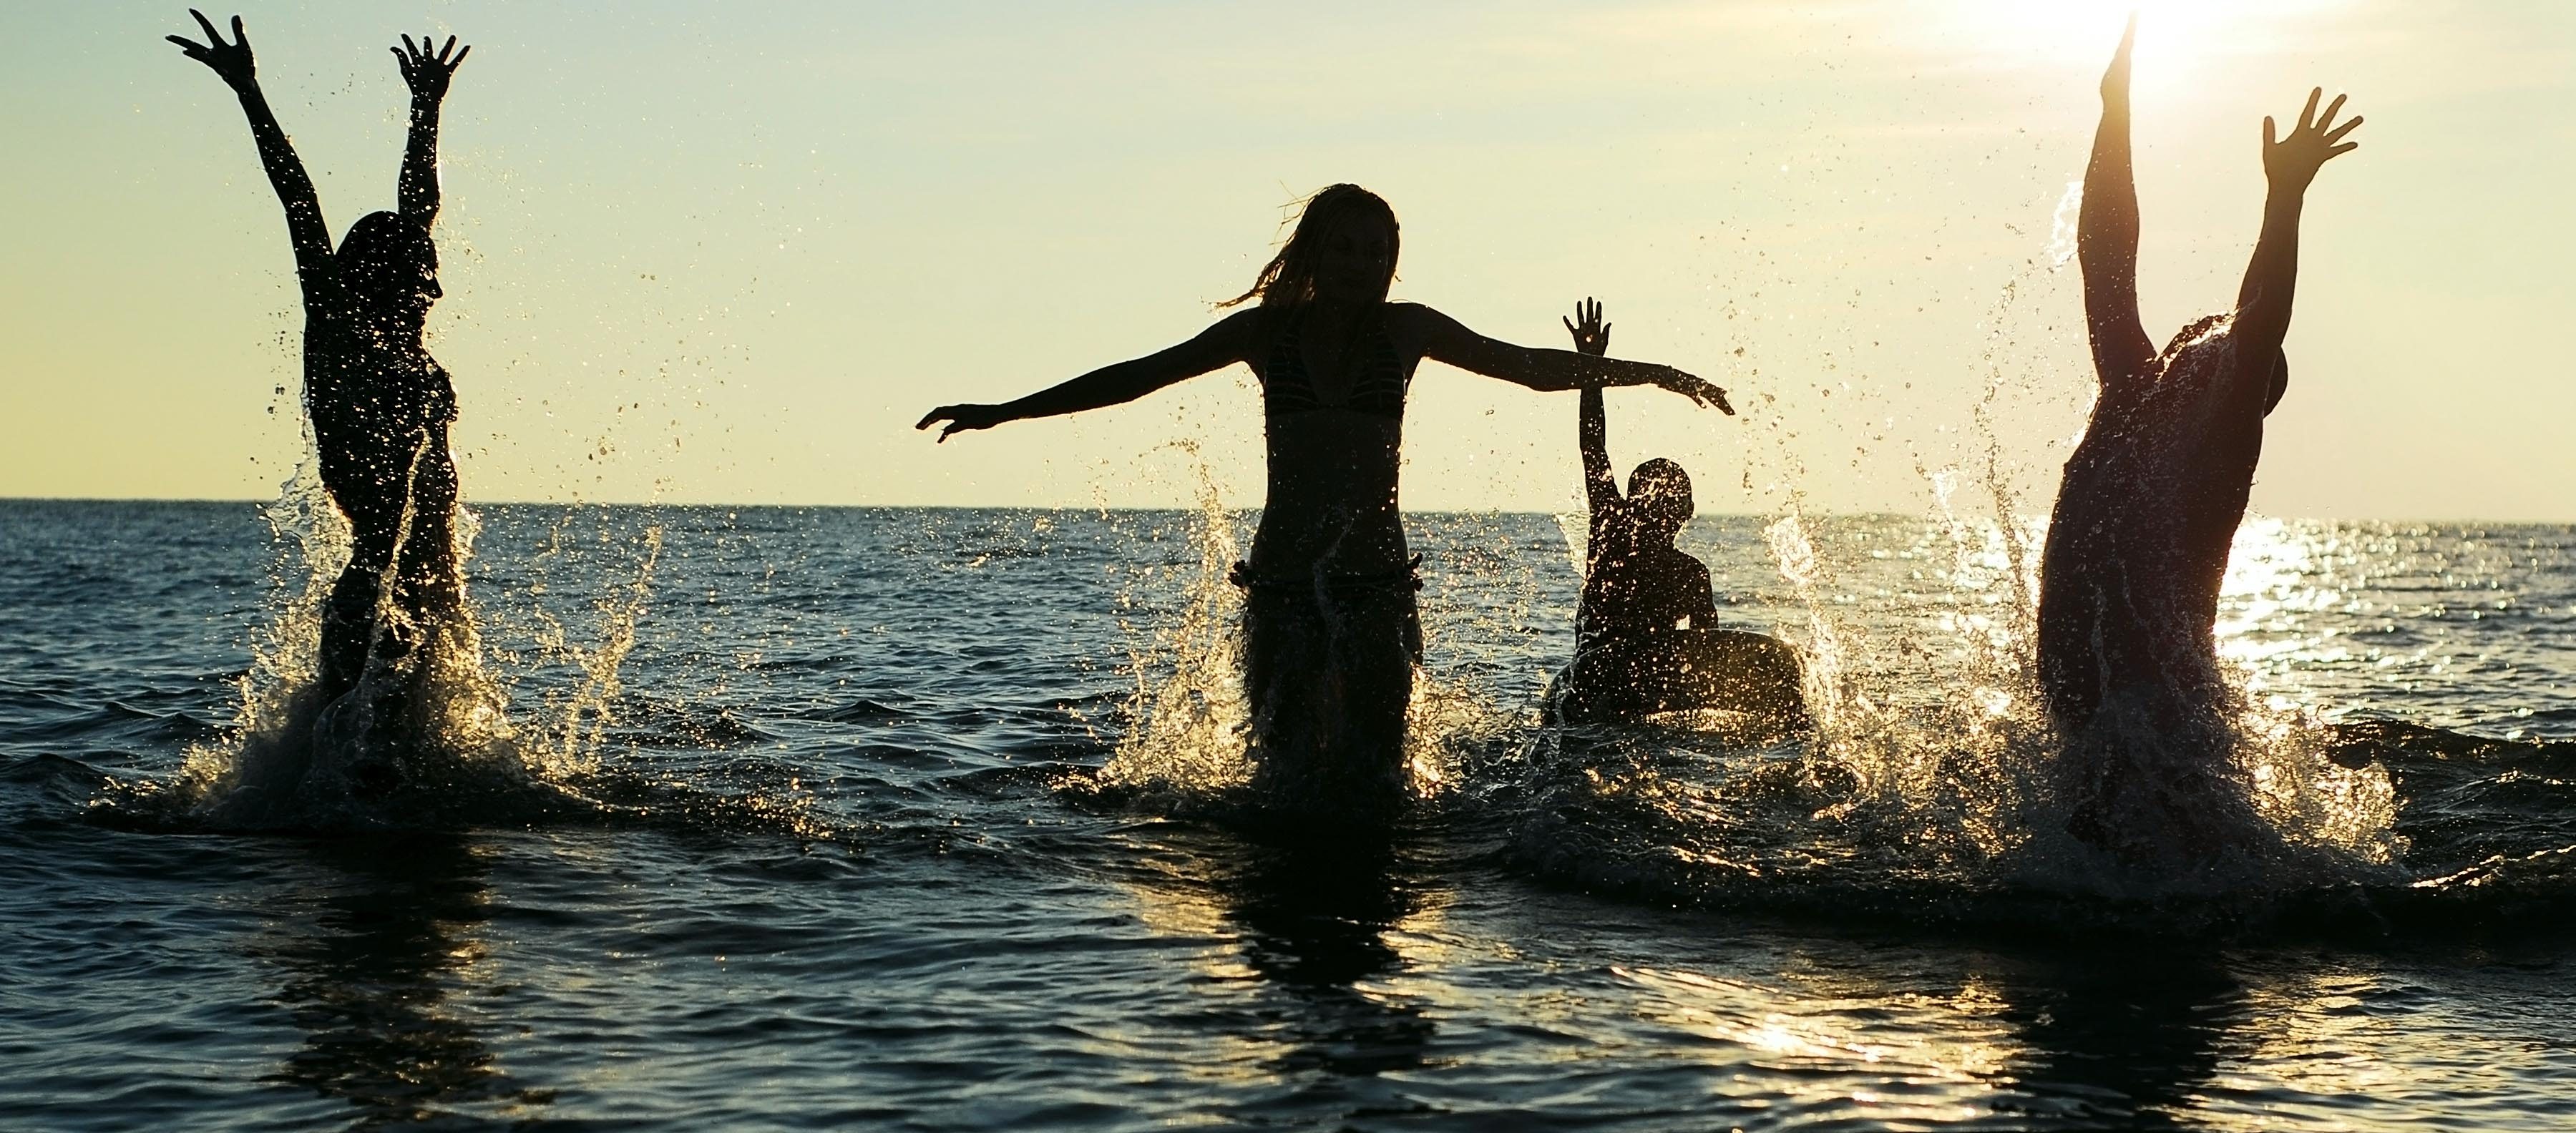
[1661,368,1733,416]
[167,9,255,91]
[2264,88,2361,192]
[394,33,471,103]
[1562,297,1611,357]
[915,403,1013,442]
[2101,13,2136,103]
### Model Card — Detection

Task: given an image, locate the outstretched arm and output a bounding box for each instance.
[392,34,470,227]
[169,10,330,286]
[2080,16,2155,386]
[915,310,1257,441]
[2231,88,2361,376]
[1565,298,1621,516]
[1410,303,1732,413]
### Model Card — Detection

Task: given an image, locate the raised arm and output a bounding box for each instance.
[169,10,330,286]
[1408,303,1732,413]
[391,34,471,227]
[915,310,1257,442]
[2232,88,2361,370]
[1565,298,1622,516]
[2079,16,2155,386]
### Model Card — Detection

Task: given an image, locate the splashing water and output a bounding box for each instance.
[119,461,664,832]
[1551,509,1591,581]
[2046,179,2084,270]
[522,519,667,780]
[1735,249,2402,897]
[1095,454,1254,802]
[1514,207,2405,910]
[1088,448,1505,820]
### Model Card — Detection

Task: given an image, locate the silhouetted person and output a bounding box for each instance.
[2036,19,2361,849]
[169,13,473,720]
[1549,298,1805,732]
[917,186,1731,823]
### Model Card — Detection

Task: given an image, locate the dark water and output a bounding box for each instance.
[4,499,2574,1131]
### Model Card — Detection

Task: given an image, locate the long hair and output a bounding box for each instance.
[1220,184,1398,310]
[333,210,439,317]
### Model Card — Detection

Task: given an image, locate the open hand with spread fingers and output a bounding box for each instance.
[394,33,472,103]
[2264,87,2362,192]
[1563,297,1611,358]
[166,9,256,91]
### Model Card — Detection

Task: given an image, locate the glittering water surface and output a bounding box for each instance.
[4,500,2574,1131]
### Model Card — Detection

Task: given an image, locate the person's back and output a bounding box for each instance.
[1239,297,1416,581]
[170,15,475,722]
[302,215,462,561]
[2038,21,2355,740]
[1578,483,1715,655]
[2039,319,2270,731]
[914,197,1732,828]
[2035,19,2359,858]
[1553,299,1803,731]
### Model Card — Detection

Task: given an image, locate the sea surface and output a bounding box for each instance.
[4,497,2575,1131]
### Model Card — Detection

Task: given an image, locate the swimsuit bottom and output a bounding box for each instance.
[1227,555,1423,595]
[1230,556,1424,665]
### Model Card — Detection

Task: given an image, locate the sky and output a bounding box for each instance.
[2,1,2570,519]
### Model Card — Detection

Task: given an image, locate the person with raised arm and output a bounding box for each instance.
[917,186,1732,823]
[1548,298,1805,732]
[168,12,474,735]
[2036,18,2361,853]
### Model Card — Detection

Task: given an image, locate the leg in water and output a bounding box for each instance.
[1236,560,1423,830]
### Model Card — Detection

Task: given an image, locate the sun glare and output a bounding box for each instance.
[1928,0,2353,95]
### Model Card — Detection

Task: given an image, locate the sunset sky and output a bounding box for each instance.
[3,1,2569,518]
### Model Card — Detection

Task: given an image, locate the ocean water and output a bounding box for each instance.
[4,497,2574,1131]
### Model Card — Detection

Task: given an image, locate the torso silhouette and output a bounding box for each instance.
[2036,19,2351,746]
[2037,317,2268,730]
[306,283,458,530]
[1244,303,1423,579]
[1578,525,1716,654]
[303,278,458,565]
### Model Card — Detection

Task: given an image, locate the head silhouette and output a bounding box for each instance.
[334,210,441,326]
[1626,458,1694,544]
[1225,184,1398,310]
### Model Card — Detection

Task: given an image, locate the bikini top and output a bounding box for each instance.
[1263,309,1410,420]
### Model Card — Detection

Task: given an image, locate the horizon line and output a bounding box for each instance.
[4,495,2573,527]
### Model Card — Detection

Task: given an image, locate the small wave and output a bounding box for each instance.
[606,692,778,747]
[2327,719,2576,770]
[0,697,226,749]
[1488,704,2576,941]
[804,696,913,723]
[98,474,679,837]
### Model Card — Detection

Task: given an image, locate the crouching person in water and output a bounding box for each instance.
[170,14,475,747]
[2036,19,2361,858]
[917,187,1730,828]
[1546,299,1806,735]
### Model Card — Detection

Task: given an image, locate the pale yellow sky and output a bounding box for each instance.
[2,1,2570,518]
